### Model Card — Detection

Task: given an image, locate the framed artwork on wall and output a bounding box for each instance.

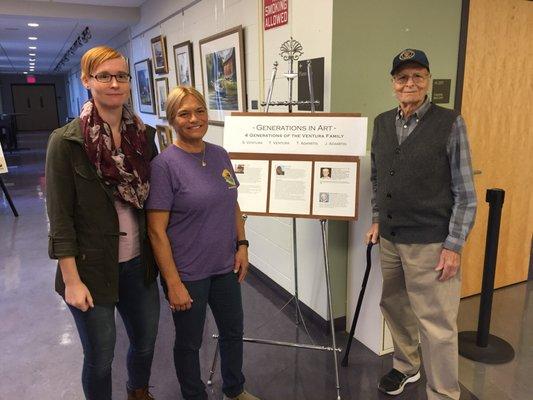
[151,35,169,74]
[173,40,195,86]
[199,25,246,126]
[156,124,173,151]
[155,77,169,119]
[133,59,156,114]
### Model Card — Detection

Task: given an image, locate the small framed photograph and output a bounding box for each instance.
[133,59,156,114]
[151,35,169,74]
[173,40,195,86]
[156,124,173,151]
[155,77,169,119]
[199,25,246,126]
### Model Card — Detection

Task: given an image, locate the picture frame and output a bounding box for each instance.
[151,35,169,74]
[133,59,156,114]
[155,124,173,151]
[155,77,170,119]
[173,40,195,87]
[199,25,246,126]
[124,57,133,108]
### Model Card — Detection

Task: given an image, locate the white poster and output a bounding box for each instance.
[224,115,367,156]
[312,161,358,218]
[232,159,269,213]
[269,160,312,215]
[0,146,8,174]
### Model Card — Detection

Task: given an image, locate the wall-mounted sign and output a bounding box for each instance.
[432,79,451,104]
[224,113,367,156]
[264,0,288,30]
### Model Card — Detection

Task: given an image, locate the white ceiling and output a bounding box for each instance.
[29,0,145,6]
[0,0,145,75]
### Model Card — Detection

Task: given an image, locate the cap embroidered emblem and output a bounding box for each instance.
[399,50,415,60]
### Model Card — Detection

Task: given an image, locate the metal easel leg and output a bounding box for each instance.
[292,217,300,324]
[320,219,341,400]
[0,176,18,217]
[207,340,219,386]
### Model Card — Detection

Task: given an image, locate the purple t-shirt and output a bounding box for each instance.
[146,142,239,281]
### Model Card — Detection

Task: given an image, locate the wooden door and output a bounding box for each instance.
[11,84,59,131]
[460,0,533,297]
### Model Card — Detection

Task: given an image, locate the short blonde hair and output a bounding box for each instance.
[166,86,207,123]
[80,46,125,81]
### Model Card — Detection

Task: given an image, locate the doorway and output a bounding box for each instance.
[11,84,60,131]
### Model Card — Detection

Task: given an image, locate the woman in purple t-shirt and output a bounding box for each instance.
[146,86,260,400]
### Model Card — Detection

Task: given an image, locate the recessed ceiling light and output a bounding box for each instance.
[28,36,38,40]
[29,53,36,56]
[27,23,40,27]
[29,46,37,50]
[29,58,36,62]
[23,71,28,74]
[29,63,35,66]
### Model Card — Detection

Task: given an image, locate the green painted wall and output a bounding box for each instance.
[328,220,348,319]
[331,0,462,144]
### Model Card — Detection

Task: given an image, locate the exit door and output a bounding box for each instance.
[11,84,60,131]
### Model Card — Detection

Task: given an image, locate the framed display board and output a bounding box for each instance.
[224,113,367,221]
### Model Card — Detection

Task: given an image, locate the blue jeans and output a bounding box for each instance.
[69,256,160,400]
[170,271,245,400]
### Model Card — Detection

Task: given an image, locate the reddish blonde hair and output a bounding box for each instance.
[80,46,125,81]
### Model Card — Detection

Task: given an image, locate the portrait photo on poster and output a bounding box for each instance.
[151,35,169,74]
[155,77,169,119]
[133,59,156,114]
[199,25,246,125]
[173,40,195,86]
[269,160,313,215]
[231,159,269,213]
[312,161,358,218]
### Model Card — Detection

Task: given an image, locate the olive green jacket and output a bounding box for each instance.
[45,118,158,304]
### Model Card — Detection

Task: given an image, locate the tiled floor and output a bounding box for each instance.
[0,132,530,399]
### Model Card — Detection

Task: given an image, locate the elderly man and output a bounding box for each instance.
[366,49,477,399]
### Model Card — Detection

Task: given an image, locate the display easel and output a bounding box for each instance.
[207,38,344,400]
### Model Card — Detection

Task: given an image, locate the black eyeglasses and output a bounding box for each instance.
[392,73,429,86]
[90,72,131,83]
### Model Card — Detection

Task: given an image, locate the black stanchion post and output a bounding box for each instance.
[476,189,504,347]
[458,188,514,364]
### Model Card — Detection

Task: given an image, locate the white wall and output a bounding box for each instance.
[66,0,339,320]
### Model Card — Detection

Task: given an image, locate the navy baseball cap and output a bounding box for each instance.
[390,49,430,75]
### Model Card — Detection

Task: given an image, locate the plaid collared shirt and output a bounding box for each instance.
[371,98,477,253]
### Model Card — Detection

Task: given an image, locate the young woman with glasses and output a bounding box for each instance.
[45,46,159,400]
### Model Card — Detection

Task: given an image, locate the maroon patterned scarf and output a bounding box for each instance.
[80,100,150,209]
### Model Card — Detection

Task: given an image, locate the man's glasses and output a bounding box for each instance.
[392,73,429,85]
[90,72,131,83]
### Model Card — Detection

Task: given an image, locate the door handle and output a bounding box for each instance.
[40,96,44,108]
[27,97,31,109]
[473,169,482,175]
